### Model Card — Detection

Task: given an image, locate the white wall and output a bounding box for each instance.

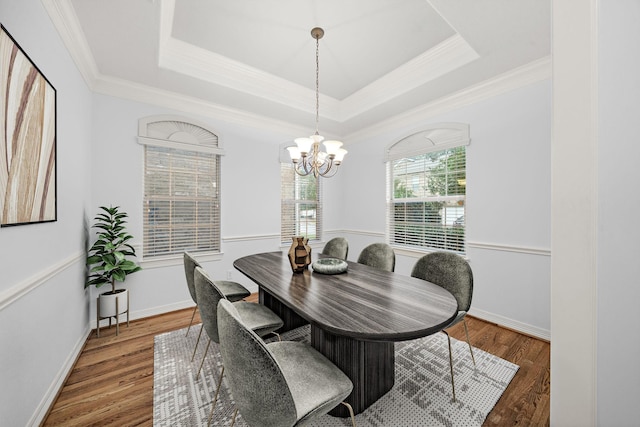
[335,80,552,338]
[88,94,300,319]
[0,0,93,425]
[597,1,640,423]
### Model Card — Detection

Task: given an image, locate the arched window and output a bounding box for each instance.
[385,123,469,254]
[138,115,224,258]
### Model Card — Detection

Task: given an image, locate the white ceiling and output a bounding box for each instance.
[46,0,550,140]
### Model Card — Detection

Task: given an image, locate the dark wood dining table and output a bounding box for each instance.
[233,251,458,416]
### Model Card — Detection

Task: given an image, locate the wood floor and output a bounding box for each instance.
[42,295,549,426]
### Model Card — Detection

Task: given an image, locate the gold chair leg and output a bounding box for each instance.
[196,338,211,378]
[463,318,476,366]
[442,330,456,402]
[340,401,356,427]
[186,305,198,336]
[230,408,238,427]
[206,365,225,427]
[191,323,205,362]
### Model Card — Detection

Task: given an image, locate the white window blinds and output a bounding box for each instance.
[138,117,223,258]
[386,124,469,254]
[280,163,322,243]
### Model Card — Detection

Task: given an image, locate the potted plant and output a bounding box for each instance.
[86,205,142,334]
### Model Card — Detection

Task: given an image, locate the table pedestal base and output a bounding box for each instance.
[311,326,395,417]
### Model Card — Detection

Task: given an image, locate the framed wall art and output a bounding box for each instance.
[0,24,57,227]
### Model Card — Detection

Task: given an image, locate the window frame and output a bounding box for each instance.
[138,115,225,261]
[385,123,470,255]
[280,151,322,245]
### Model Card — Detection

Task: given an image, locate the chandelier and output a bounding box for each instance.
[287,27,347,178]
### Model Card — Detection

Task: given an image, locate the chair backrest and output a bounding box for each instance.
[410,251,473,312]
[183,252,201,304]
[217,299,298,427]
[321,237,349,260]
[193,266,226,343]
[357,242,396,272]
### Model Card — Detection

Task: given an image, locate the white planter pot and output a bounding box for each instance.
[98,289,129,318]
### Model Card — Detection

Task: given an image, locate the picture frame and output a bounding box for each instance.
[0,24,57,227]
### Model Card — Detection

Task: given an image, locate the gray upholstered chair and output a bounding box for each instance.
[217,299,356,427]
[194,266,284,425]
[321,237,349,260]
[183,252,250,360]
[410,251,475,402]
[356,242,396,272]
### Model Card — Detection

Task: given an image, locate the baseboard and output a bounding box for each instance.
[468,307,550,341]
[29,325,92,426]
[89,300,195,329]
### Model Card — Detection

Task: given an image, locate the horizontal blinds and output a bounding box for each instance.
[387,146,466,253]
[281,164,322,243]
[143,145,220,257]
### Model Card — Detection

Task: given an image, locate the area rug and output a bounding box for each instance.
[153,324,518,426]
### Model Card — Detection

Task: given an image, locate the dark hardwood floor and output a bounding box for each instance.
[42,294,549,426]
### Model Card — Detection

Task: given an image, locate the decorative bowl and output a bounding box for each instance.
[311,258,348,275]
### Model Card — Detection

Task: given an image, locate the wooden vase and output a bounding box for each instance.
[288,236,311,273]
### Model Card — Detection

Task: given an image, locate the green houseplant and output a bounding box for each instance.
[86,206,142,334]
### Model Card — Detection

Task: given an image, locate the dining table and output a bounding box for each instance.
[233,250,458,417]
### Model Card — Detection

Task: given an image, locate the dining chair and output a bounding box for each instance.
[183,252,250,360]
[194,266,284,424]
[217,298,356,427]
[356,242,396,272]
[321,237,349,260]
[411,251,475,402]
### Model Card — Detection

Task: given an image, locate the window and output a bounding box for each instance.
[280,163,322,243]
[138,116,224,258]
[386,124,469,254]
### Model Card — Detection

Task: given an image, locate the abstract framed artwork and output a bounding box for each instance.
[0,24,57,227]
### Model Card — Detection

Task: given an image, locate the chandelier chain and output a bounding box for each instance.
[315,35,320,136]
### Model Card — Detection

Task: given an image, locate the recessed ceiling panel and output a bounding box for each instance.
[171,0,455,99]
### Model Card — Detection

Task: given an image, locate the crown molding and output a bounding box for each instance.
[345,55,552,143]
[92,75,311,137]
[41,0,99,88]
[340,34,479,120]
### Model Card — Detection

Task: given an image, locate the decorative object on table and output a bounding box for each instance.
[153,324,519,427]
[0,24,57,227]
[86,206,142,336]
[286,27,347,178]
[312,257,348,275]
[287,236,311,273]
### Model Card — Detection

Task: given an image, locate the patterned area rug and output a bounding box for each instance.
[154,324,518,426]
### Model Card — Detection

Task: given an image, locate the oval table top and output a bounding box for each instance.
[234,251,458,341]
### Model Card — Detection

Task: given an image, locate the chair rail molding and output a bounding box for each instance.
[466,241,551,256]
[0,251,84,311]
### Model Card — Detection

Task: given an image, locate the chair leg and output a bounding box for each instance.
[191,323,205,362]
[442,330,456,402]
[462,318,476,366]
[196,338,212,378]
[186,305,198,336]
[207,365,225,427]
[341,401,356,427]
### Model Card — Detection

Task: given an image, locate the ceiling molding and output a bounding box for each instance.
[340,34,479,121]
[41,0,99,89]
[345,55,552,143]
[92,74,312,137]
